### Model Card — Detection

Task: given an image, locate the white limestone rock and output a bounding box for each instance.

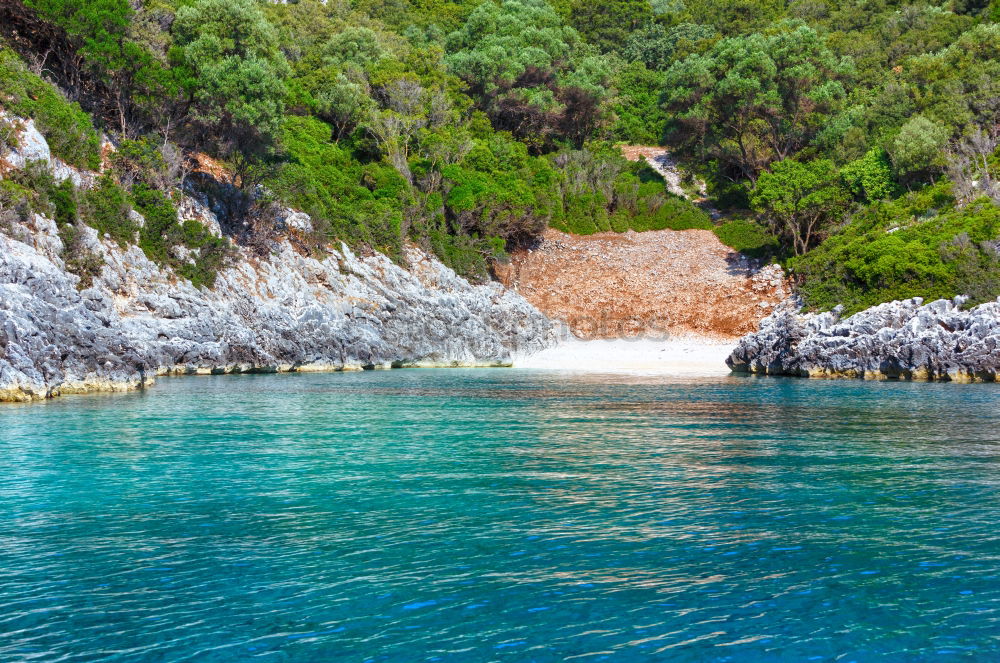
[727,296,1000,382]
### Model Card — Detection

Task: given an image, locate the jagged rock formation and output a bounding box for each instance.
[0,213,555,401]
[727,297,1000,381]
[496,228,790,340]
[0,124,554,402]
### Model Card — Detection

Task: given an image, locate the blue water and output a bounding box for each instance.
[2,370,1000,662]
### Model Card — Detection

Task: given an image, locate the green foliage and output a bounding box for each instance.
[270,115,407,259]
[568,0,652,54]
[7,163,107,288]
[9,161,75,224]
[663,22,853,181]
[752,158,847,255]
[791,185,1000,313]
[170,0,290,150]
[890,115,949,183]
[133,183,179,262]
[904,24,1000,134]
[23,0,132,65]
[610,62,666,144]
[445,0,610,149]
[111,136,173,191]
[0,47,101,169]
[547,148,713,234]
[131,183,233,289]
[0,178,34,229]
[445,0,580,93]
[23,0,179,134]
[82,175,135,246]
[681,0,787,35]
[622,22,716,71]
[841,148,894,202]
[713,217,780,258]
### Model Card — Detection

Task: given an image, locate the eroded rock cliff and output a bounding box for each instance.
[0,212,555,401]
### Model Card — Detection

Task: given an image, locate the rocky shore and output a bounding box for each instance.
[0,214,555,402]
[727,297,1000,381]
[0,123,554,402]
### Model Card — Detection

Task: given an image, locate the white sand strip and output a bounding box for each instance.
[513,336,735,374]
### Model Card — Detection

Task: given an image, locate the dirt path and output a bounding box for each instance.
[495,228,790,340]
[619,145,720,219]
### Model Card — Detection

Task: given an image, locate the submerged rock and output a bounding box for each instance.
[727,296,1000,382]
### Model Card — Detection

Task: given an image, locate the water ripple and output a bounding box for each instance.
[1,371,999,661]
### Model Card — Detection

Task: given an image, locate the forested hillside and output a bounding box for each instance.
[1,0,999,312]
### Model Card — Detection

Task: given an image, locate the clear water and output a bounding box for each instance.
[2,370,1000,662]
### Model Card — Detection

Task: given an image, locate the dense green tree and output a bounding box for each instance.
[752,158,847,255]
[568,0,652,53]
[622,22,716,71]
[681,0,787,35]
[170,0,290,156]
[20,0,179,136]
[663,23,853,181]
[891,115,949,185]
[445,0,609,149]
[841,147,894,202]
[904,24,1000,134]
[611,61,667,144]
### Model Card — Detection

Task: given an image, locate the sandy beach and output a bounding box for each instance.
[514,336,736,374]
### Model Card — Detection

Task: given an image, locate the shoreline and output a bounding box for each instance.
[513,336,737,374]
[0,359,517,404]
[2,335,743,403]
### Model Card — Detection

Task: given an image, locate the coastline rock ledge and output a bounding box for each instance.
[727,296,1000,381]
[0,215,555,403]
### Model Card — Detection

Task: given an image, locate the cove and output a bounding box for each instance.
[1,369,999,662]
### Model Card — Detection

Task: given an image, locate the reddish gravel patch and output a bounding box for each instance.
[495,228,790,340]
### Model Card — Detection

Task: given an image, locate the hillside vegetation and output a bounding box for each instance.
[0,0,998,312]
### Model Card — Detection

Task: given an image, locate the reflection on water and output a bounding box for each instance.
[1,370,999,662]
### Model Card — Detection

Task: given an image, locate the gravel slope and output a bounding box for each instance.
[496,228,790,341]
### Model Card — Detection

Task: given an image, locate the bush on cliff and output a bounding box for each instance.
[0,46,101,170]
[7,164,105,287]
[82,175,135,246]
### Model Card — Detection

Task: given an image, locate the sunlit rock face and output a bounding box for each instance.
[0,122,555,402]
[728,297,1000,382]
[0,213,555,401]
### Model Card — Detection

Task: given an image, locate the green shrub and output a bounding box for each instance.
[424,225,499,282]
[133,183,181,262]
[841,148,895,203]
[0,47,102,170]
[6,163,107,288]
[59,223,104,289]
[790,184,1000,314]
[270,116,406,260]
[551,192,712,234]
[713,217,780,258]
[639,196,713,231]
[8,161,62,217]
[0,178,35,230]
[82,175,136,246]
[132,184,233,288]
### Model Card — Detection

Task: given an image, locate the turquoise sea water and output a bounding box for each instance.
[1,369,999,662]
